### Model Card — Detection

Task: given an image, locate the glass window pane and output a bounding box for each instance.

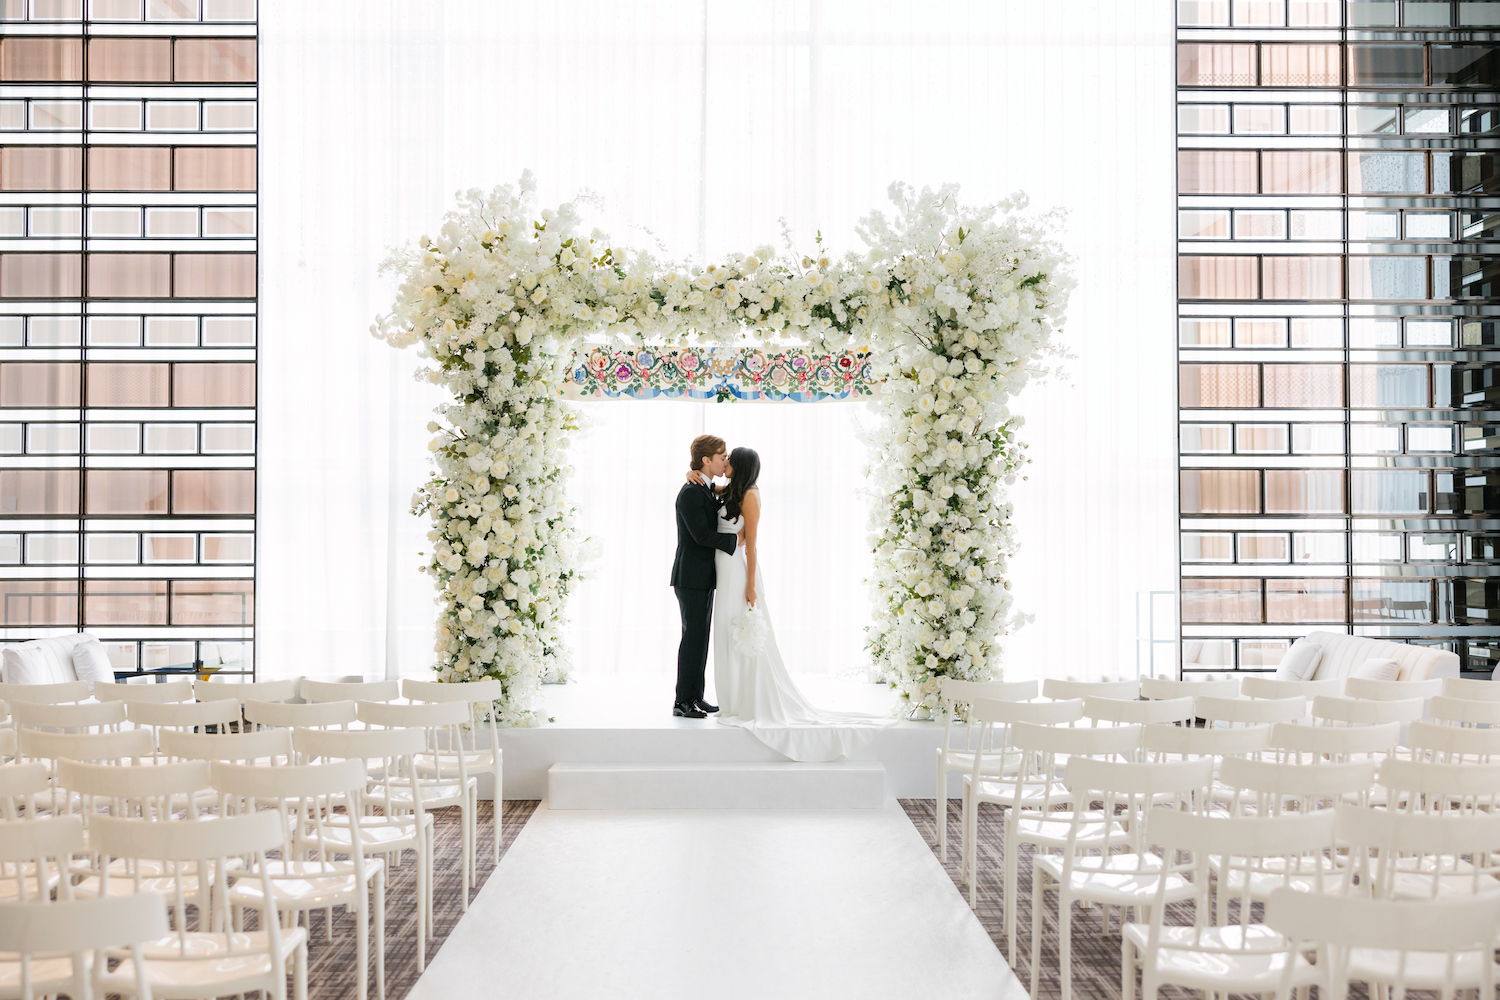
[1408,425,1454,452]
[172,253,255,298]
[1233,105,1286,134]
[1239,532,1291,562]
[1236,318,1287,346]
[1182,425,1234,454]
[1431,45,1500,87]
[1350,318,1400,347]
[172,39,256,83]
[0,469,78,514]
[1181,364,1260,407]
[89,100,141,130]
[201,316,253,345]
[1291,423,1344,453]
[1181,0,1231,22]
[1182,578,1262,623]
[144,316,196,346]
[84,469,166,514]
[1237,424,1290,453]
[1183,639,1236,669]
[84,532,136,563]
[1459,2,1500,25]
[1348,256,1428,299]
[1406,1,1452,24]
[171,469,253,514]
[24,532,76,564]
[87,146,170,191]
[0,579,76,624]
[0,253,83,297]
[0,362,80,407]
[1354,579,1431,621]
[0,536,19,564]
[1235,211,1286,239]
[1179,151,1258,194]
[1266,470,1345,513]
[1354,106,1400,134]
[84,579,165,625]
[28,207,80,237]
[1291,317,1343,347]
[0,37,83,81]
[1350,152,1428,194]
[1263,364,1343,407]
[172,147,254,191]
[171,362,253,407]
[202,101,255,130]
[142,423,195,453]
[1405,108,1452,134]
[88,207,141,237]
[30,100,80,130]
[142,533,193,562]
[140,641,194,671]
[1347,44,1425,86]
[27,316,79,346]
[1350,365,1429,407]
[1409,534,1456,562]
[1262,151,1342,193]
[1181,256,1258,298]
[1288,105,1341,134]
[144,207,195,237]
[1294,532,1346,562]
[1349,211,1400,241]
[201,533,251,562]
[1179,105,1230,134]
[1234,0,1286,23]
[1351,469,1429,514]
[1242,640,1292,668]
[170,580,252,625]
[1406,319,1452,347]
[86,37,170,82]
[0,207,20,236]
[203,208,253,236]
[85,423,139,453]
[1405,213,1451,239]
[0,425,20,453]
[1180,210,1230,239]
[1262,43,1342,86]
[144,100,196,131]
[1184,530,1234,562]
[1266,578,1347,622]
[86,316,139,346]
[148,0,198,19]
[200,423,252,453]
[1290,210,1342,239]
[1178,43,1257,86]
[86,362,169,407]
[26,423,78,454]
[1351,424,1402,453]
[1182,470,1261,514]
[1263,256,1343,299]
[86,253,170,298]
[1180,318,1231,346]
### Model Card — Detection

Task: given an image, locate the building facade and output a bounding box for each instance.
[0,0,255,679]
[1178,0,1500,676]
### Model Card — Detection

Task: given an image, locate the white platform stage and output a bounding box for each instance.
[493,676,961,804]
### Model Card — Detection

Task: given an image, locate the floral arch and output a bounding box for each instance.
[374,174,1071,724]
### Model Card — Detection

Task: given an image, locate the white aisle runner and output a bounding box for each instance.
[407,801,1023,1000]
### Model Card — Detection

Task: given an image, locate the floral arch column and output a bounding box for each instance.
[376,174,1070,724]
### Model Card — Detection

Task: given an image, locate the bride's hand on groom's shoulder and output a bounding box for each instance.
[684,470,705,486]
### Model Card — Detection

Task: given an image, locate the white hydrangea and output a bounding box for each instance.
[375,172,1071,724]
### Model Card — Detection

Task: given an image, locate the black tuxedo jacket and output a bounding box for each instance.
[670,481,738,590]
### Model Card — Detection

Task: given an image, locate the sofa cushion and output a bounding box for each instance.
[0,633,107,686]
[1301,631,1459,683]
[1351,657,1401,681]
[1276,640,1323,681]
[70,635,115,684]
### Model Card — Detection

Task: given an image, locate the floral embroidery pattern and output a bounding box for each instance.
[563,346,877,402]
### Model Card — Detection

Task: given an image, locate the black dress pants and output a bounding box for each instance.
[674,586,714,704]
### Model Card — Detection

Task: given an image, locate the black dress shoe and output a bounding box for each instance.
[693,699,719,714]
[672,701,707,719]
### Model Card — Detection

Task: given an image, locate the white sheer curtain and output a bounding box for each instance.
[257,0,1176,684]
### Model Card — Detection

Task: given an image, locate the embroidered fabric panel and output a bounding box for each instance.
[562,347,879,402]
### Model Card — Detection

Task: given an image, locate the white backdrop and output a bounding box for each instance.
[257,0,1178,684]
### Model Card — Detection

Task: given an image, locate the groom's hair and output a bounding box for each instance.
[689,434,726,470]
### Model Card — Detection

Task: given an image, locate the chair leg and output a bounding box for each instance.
[1121,935,1134,1000]
[936,753,948,862]
[375,869,386,1000]
[416,839,428,973]
[1030,862,1045,1000]
[357,892,369,1000]
[294,938,308,1000]
[1060,890,1074,1000]
[492,765,502,865]
[1004,827,1018,959]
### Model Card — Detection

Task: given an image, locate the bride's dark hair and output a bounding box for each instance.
[723,446,761,520]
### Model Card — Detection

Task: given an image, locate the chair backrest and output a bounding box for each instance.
[0,679,88,705]
[299,678,401,704]
[0,892,169,955]
[92,679,193,704]
[193,677,299,704]
[1219,756,1377,813]
[243,698,356,729]
[1041,678,1140,701]
[1010,720,1142,758]
[1269,720,1400,763]
[9,698,126,732]
[291,725,426,763]
[937,678,1041,754]
[1310,695,1423,727]
[158,726,293,765]
[55,758,212,820]
[1335,802,1500,900]
[1441,676,1500,701]
[210,760,371,885]
[1058,756,1215,858]
[1428,694,1500,728]
[1378,758,1500,814]
[1265,886,1500,1000]
[0,815,86,902]
[967,696,1084,728]
[1083,695,1193,726]
[1140,676,1241,701]
[400,676,507,706]
[1240,675,1344,700]
[125,698,241,731]
[1407,719,1500,763]
[1344,676,1443,701]
[356,697,470,729]
[1140,721,1272,760]
[1195,694,1306,726]
[0,760,49,819]
[19,726,153,764]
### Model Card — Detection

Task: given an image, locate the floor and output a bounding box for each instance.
[403,801,1024,1000]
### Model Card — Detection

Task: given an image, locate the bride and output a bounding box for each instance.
[709,446,890,763]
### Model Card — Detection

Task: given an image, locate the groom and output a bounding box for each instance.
[669,434,738,719]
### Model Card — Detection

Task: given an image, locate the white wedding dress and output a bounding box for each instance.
[712,494,892,762]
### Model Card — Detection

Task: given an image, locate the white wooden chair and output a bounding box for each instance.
[1270,719,1400,765]
[1220,756,1377,816]
[1407,719,1500,764]
[1310,695,1424,727]
[1337,802,1500,901]
[1030,756,1215,1000]
[0,892,167,1000]
[92,680,193,705]
[1345,676,1443,701]
[401,677,506,862]
[0,681,88,706]
[10,701,126,734]
[1441,676,1500,701]
[1240,675,1343,700]
[1121,809,1333,1000]
[1083,696,1193,727]
[1043,678,1140,701]
[1428,694,1500,728]
[244,699,356,732]
[1196,694,1307,727]
[1266,886,1500,1000]
[1140,676,1240,701]
[158,727,294,766]
[1378,758,1500,815]
[0,763,48,821]
[1140,721,1271,762]
[300,679,401,704]
[0,815,81,905]
[90,812,308,1000]
[928,677,1036,862]
[193,677,299,705]
[212,760,381,1000]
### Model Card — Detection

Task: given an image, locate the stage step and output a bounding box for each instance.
[547,761,887,810]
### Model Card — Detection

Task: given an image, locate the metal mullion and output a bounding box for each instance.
[76,13,91,637]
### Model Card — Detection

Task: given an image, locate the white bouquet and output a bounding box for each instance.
[730,605,770,658]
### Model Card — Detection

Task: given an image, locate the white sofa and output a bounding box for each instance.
[1276,631,1459,683]
[0,632,115,687]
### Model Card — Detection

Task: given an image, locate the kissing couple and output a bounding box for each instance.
[668,434,889,762]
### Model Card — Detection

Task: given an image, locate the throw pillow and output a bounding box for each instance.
[1276,641,1323,681]
[1351,657,1401,682]
[0,644,49,684]
[70,635,115,685]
